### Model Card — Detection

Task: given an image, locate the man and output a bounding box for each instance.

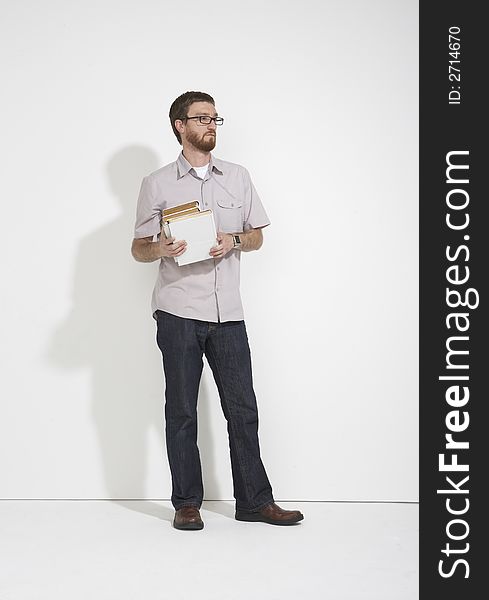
[131,91,304,530]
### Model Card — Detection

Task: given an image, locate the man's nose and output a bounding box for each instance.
[207,120,217,130]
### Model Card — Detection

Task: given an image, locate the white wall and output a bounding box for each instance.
[0,0,418,501]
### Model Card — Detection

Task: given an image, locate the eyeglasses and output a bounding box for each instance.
[183,115,224,126]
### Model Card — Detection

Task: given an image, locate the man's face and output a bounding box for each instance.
[179,101,218,152]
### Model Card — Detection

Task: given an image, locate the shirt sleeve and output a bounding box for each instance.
[242,168,271,232]
[133,175,162,239]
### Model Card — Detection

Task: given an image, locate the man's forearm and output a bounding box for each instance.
[132,239,165,262]
[236,228,263,252]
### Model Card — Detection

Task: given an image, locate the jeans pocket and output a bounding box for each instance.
[155,311,167,351]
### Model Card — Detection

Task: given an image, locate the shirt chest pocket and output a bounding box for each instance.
[215,194,244,233]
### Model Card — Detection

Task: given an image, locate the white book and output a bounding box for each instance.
[162,210,217,267]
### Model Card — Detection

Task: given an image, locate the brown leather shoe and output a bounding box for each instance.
[235,502,304,525]
[173,506,204,530]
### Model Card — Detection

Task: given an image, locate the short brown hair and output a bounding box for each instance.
[169,91,215,145]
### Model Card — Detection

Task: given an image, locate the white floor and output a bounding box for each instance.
[0,500,418,600]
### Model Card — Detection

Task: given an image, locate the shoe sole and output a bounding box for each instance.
[173,520,204,530]
[235,511,304,525]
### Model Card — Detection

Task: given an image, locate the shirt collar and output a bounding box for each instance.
[176,151,224,179]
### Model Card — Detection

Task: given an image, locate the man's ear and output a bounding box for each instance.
[175,119,185,135]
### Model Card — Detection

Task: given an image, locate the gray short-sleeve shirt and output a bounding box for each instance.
[133,151,271,323]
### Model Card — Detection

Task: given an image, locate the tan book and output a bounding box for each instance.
[164,209,212,223]
[162,201,199,218]
[165,207,200,222]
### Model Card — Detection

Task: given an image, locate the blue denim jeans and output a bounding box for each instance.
[155,310,274,513]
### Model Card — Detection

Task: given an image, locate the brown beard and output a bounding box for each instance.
[186,129,216,152]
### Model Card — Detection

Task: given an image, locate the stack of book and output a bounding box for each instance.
[160,201,217,266]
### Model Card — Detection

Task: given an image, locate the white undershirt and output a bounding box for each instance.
[192,163,209,179]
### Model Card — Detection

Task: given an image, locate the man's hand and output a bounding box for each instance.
[131,234,187,262]
[161,235,187,258]
[209,232,234,258]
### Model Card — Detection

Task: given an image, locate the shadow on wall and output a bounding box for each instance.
[45,145,220,507]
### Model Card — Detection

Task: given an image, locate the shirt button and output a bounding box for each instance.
[205,202,208,206]
[231,203,234,207]
[217,266,220,271]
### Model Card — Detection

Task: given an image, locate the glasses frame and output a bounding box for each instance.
[182,115,224,126]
